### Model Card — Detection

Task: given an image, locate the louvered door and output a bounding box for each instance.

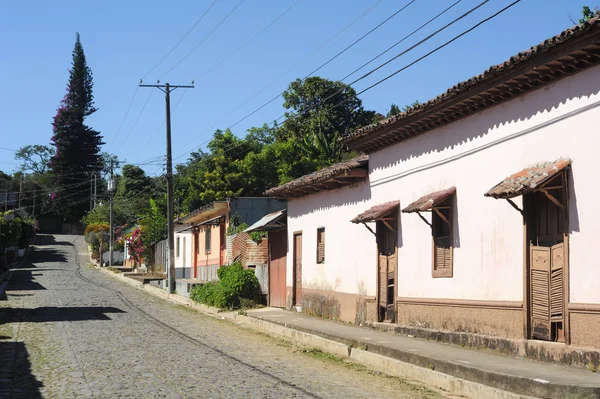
[434,236,452,271]
[530,245,551,340]
[550,243,564,323]
[378,254,388,309]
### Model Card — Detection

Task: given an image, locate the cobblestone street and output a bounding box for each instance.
[0,235,445,399]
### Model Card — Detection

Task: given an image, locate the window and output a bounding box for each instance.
[205,226,212,254]
[183,237,186,267]
[176,236,180,258]
[316,227,325,264]
[431,196,453,277]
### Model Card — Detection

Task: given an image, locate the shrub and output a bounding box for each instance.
[190,263,263,309]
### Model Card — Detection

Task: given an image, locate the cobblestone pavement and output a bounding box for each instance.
[0,235,446,399]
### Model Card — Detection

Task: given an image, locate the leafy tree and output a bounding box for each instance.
[278,77,376,165]
[50,33,104,222]
[580,5,599,24]
[387,103,401,117]
[15,145,54,174]
[402,100,420,112]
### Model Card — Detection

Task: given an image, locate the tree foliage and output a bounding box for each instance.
[50,33,104,222]
[580,5,599,24]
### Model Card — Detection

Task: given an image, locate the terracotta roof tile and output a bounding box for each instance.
[265,155,368,198]
[344,17,600,153]
[351,200,400,223]
[484,159,571,199]
[402,187,456,213]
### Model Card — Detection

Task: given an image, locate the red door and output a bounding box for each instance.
[268,230,287,308]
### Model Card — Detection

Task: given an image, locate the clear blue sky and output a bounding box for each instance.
[0,0,590,175]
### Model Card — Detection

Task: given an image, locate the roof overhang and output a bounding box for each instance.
[265,155,368,199]
[351,201,400,223]
[244,209,287,232]
[402,187,456,213]
[345,18,600,154]
[484,159,571,199]
[178,201,228,225]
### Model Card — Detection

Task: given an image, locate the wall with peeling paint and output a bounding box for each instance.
[368,65,600,304]
[286,181,376,318]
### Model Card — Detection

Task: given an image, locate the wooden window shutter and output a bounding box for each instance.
[434,236,452,270]
[530,245,551,340]
[431,196,453,278]
[550,243,564,322]
[316,227,325,264]
[205,227,212,253]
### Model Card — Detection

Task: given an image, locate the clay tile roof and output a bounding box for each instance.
[351,200,400,224]
[344,17,600,153]
[402,187,456,213]
[265,155,369,199]
[484,159,571,199]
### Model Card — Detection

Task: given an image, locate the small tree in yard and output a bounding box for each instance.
[126,228,145,267]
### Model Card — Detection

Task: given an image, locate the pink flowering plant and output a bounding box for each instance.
[126,228,145,266]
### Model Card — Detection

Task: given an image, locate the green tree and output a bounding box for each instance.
[50,33,104,222]
[580,5,599,24]
[387,103,401,117]
[278,77,375,164]
[15,145,54,174]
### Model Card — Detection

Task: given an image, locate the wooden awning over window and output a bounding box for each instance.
[351,201,400,224]
[402,187,456,213]
[484,159,571,199]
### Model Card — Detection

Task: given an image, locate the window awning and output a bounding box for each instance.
[484,159,571,199]
[402,187,456,213]
[244,209,287,232]
[351,201,400,224]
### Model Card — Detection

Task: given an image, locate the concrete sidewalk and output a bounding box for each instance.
[244,308,600,399]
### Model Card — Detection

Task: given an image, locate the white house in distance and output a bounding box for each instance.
[266,18,600,363]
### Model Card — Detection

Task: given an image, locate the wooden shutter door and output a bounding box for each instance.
[550,243,564,323]
[530,245,551,340]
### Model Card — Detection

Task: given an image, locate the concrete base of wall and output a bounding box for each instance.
[295,287,377,325]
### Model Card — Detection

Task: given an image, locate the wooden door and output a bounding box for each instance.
[268,230,287,308]
[219,222,226,267]
[193,231,199,279]
[376,214,397,322]
[530,243,565,341]
[293,232,303,306]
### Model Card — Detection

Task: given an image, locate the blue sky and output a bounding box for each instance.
[0,0,590,175]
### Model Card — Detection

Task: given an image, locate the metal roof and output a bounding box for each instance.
[244,209,287,232]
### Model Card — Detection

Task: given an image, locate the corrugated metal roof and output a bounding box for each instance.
[484,159,571,199]
[351,201,399,224]
[244,209,287,232]
[402,187,456,213]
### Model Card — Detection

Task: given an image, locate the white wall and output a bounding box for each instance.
[287,182,377,296]
[174,230,193,270]
[368,66,600,303]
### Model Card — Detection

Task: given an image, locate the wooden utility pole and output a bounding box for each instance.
[140,82,193,293]
[109,159,114,267]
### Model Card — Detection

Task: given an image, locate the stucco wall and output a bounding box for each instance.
[367,66,600,304]
[286,182,376,300]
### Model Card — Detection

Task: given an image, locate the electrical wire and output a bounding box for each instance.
[159,0,246,80]
[194,0,301,80]
[110,86,139,144]
[141,0,219,80]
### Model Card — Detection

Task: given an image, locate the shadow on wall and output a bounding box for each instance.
[0,340,43,398]
[369,72,600,185]
[287,180,372,219]
[568,167,580,234]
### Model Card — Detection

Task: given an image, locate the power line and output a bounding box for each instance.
[120,89,155,146]
[142,0,219,80]
[194,0,301,80]
[110,86,139,144]
[0,146,17,152]
[176,0,520,164]
[159,0,246,80]
[176,0,386,156]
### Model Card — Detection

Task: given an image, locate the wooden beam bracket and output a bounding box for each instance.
[506,198,523,215]
[433,208,450,225]
[416,212,431,227]
[541,189,564,210]
[362,222,376,237]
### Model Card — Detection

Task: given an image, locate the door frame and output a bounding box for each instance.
[522,170,570,343]
[375,208,399,323]
[292,231,303,307]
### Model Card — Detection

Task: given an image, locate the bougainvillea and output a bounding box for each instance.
[126,228,145,266]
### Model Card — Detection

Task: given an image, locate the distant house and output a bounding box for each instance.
[172,197,286,297]
[265,17,600,355]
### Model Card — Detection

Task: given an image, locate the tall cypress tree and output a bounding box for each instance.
[50,33,104,222]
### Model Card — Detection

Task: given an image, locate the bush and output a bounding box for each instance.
[190,263,263,309]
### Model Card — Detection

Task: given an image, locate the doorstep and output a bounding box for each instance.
[244,308,600,399]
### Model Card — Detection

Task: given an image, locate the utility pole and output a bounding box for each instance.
[109,159,115,267]
[32,189,36,218]
[140,81,194,293]
[18,175,22,210]
[93,173,97,208]
[89,172,93,211]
